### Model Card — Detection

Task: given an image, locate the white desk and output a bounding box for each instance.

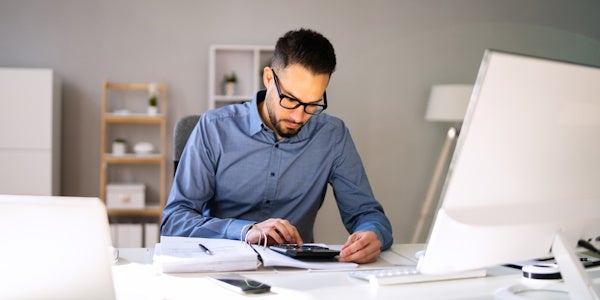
[112,246,600,300]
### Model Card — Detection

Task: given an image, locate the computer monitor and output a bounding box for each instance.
[417,50,600,299]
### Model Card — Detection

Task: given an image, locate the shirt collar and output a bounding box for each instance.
[248,90,267,136]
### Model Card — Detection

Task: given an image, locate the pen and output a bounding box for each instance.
[198,243,213,255]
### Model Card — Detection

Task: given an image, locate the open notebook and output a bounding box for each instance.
[154,236,358,273]
[0,195,116,300]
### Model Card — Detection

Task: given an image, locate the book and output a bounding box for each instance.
[154,236,358,273]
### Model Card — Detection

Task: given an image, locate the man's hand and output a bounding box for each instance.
[338,231,381,264]
[246,218,303,246]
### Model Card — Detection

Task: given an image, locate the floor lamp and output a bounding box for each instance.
[411,84,473,243]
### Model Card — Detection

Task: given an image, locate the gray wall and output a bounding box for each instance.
[1,0,599,244]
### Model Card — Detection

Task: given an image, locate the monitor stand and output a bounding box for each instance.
[552,233,600,300]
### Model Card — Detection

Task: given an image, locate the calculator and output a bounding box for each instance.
[269,244,340,259]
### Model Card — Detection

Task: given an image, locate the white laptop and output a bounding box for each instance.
[0,195,116,300]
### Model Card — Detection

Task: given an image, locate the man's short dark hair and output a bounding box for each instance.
[272,28,336,75]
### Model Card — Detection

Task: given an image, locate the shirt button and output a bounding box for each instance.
[270,172,275,176]
[266,200,271,204]
[274,144,279,148]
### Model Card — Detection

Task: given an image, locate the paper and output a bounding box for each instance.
[154,236,260,273]
[379,251,417,266]
[154,236,358,273]
[252,245,358,270]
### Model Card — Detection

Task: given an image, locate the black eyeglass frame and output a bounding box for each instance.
[271,69,328,115]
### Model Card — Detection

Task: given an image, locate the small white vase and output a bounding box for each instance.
[112,142,126,156]
[224,82,236,96]
[147,106,158,116]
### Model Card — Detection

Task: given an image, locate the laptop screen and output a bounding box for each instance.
[0,195,116,300]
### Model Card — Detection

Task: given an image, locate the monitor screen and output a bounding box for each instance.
[417,50,600,291]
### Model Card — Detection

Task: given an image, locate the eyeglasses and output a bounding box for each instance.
[271,69,327,115]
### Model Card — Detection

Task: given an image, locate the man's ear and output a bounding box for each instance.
[262,66,273,88]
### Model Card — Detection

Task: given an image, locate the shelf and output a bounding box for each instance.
[104,113,164,124]
[105,82,152,90]
[208,44,274,110]
[107,207,163,217]
[103,154,163,164]
[213,95,254,102]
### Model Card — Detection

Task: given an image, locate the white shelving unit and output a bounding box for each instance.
[208,44,274,109]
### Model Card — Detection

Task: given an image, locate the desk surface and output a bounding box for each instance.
[112,246,600,300]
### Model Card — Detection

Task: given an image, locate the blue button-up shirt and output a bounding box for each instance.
[161,90,393,249]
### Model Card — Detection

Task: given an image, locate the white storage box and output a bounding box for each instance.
[106,183,145,209]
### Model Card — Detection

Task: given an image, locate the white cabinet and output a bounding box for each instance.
[0,68,61,195]
[208,44,274,109]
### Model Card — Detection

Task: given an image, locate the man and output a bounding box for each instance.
[161,28,392,263]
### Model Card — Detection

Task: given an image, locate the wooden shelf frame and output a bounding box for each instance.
[107,208,163,217]
[99,79,167,219]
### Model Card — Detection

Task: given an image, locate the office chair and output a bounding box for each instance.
[173,114,201,175]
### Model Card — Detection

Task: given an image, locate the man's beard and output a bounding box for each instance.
[273,118,303,138]
[267,99,304,138]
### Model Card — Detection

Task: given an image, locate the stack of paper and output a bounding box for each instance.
[154,236,358,273]
[154,236,260,273]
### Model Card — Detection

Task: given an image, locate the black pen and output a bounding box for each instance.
[198,243,213,255]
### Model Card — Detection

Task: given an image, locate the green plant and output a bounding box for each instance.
[224,72,237,83]
[114,138,126,143]
[148,95,158,107]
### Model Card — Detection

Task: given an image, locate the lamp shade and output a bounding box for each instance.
[425,84,473,122]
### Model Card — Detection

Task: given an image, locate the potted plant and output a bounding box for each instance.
[112,138,127,156]
[147,83,159,116]
[223,72,237,96]
[148,94,158,116]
